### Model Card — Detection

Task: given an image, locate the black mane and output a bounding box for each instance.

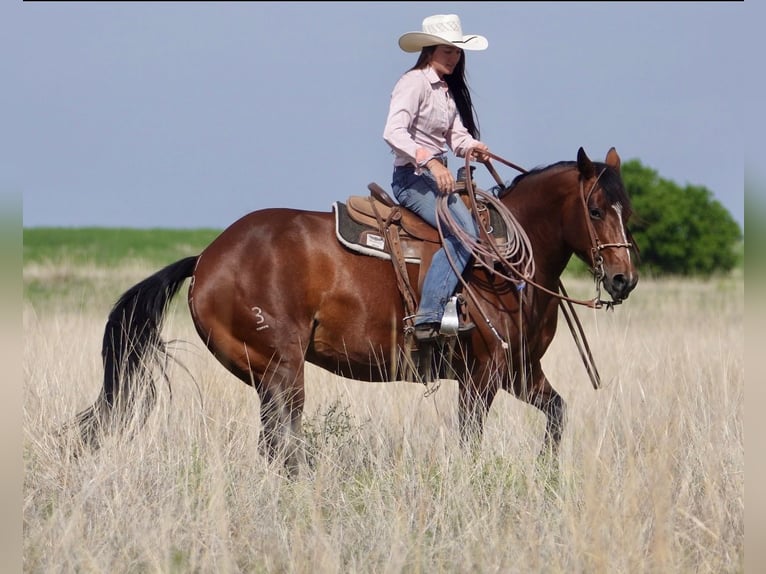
[501,160,632,216]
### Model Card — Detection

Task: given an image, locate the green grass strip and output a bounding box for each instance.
[23,227,222,267]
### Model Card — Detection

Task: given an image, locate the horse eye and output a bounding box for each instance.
[590,208,603,219]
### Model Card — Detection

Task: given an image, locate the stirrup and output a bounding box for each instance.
[440,295,474,335]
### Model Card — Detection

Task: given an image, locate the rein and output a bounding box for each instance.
[436,151,633,389]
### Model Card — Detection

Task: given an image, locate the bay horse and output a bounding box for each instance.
[69,147,638,475]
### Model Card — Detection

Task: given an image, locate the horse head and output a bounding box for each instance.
[568,147,639,303]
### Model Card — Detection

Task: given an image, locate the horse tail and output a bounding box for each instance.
[69,256,198,450]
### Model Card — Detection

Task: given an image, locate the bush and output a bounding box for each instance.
[622,160,742,276]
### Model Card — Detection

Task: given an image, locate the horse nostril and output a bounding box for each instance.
[612,273,627,291]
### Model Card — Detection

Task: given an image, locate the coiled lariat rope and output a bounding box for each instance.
[435,185,534,351]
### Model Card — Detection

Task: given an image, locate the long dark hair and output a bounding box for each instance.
[410,45,481,139]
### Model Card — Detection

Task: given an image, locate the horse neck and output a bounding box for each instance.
[503,167,579,283]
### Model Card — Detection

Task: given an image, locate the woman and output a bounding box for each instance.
[383,14,490,342]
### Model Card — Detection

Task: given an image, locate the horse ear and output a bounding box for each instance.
[577,147,595,179]
[605,147,621,173]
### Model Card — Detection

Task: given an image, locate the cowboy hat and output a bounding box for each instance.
[398,14,488,53]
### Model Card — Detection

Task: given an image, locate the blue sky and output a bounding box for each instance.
[5,2,753,229]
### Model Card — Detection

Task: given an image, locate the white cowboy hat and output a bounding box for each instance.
[398,14,488,53]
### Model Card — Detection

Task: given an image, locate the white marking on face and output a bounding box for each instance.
[611,202,632,269]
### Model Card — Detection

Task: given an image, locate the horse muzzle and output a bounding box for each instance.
[603,269,639,302]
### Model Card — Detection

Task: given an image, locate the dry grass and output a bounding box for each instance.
[23,266,743,573]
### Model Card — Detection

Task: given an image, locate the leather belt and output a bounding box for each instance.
[404,154,448,169]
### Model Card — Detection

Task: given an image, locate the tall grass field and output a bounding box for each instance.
[23,228,744,573]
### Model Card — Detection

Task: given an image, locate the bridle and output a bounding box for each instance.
[579,167,634,302]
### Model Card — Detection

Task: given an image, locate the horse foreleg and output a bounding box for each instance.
[523,369,567,460]
[458,380,498,454]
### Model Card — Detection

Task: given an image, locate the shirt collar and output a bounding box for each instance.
[423,66,445,86]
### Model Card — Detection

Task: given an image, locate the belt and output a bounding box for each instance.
[403,154,448,169]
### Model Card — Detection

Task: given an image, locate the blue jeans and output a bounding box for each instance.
[391,166,478,326]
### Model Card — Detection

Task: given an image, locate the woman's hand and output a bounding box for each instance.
[469,143,490,163]
[426,159,455,195]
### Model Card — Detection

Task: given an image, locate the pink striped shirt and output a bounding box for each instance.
[383,66,481,170]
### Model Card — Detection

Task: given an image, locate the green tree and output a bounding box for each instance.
[622,160,742,276]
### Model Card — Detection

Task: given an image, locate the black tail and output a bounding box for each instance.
[70,256,198,449]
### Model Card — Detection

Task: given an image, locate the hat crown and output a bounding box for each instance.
[397,13,488,53]
[421,14,464,42]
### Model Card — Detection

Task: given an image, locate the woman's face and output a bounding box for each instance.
[430,45,463,78]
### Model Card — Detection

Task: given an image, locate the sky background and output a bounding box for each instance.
[5,2,755,230]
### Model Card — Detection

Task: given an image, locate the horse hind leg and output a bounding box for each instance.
[258,385,306,478]
[201,322,309,477]
[246,352,307,478]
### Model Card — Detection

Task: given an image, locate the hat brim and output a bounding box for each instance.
[398,32,488,53]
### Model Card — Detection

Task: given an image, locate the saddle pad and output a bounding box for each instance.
[334,201,422,263]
